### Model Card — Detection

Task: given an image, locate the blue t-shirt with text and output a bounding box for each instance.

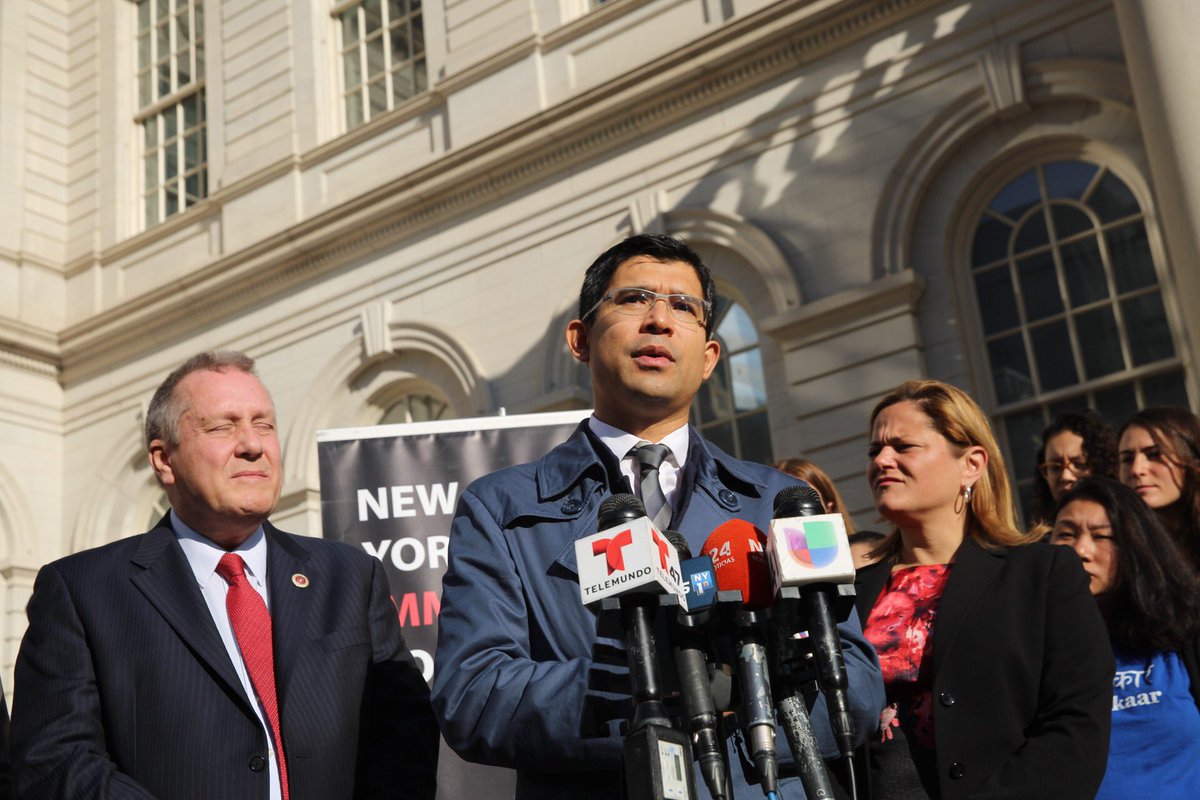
[1096,647,1200,799]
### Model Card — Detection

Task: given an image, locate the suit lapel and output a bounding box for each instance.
[265,523,313,708]
[129,520,249,705]
[932,535,1006,675]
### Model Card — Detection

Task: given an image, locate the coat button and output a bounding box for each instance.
[717,489,738,508]
[561,498,582,514]
[249,755,266,772]
[940,692,956,707]
[948,762,964,779]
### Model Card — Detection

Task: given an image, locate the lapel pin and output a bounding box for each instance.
[292,573,310,588]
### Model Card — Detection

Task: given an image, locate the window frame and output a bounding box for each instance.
[331,0,429,132]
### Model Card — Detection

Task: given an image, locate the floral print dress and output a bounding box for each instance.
[863,563,954,798]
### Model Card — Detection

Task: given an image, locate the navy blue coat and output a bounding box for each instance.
[432,423,884,799]
[12,519,439,800]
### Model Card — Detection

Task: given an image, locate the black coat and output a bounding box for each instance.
[854,536,1114,799]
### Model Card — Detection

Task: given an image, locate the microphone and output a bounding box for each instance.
[703,519,778,797]
[665,531,728,800]
[577,495,696,800]
[766,485,858,762]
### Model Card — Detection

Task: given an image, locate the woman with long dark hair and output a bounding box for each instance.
[1031,410,1117,524]
[1118,406,1200,570]
[855,380,1112,798]
[1051,476,1200,797]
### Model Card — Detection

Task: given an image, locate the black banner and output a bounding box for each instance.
[317,409,590,799]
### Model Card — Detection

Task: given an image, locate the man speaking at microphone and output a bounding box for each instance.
[433,234,883,798]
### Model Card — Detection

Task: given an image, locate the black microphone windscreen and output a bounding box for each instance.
[597,493,645,528]
[663,529,691,559]
[773,484,824,518]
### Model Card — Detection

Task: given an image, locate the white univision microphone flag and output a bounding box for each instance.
[766,512,856,597]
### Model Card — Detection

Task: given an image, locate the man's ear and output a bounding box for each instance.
[566,319,590,364]
[700,337,720,380]
[148,440,177,487]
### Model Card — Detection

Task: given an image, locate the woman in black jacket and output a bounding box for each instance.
[854,380,1113,799]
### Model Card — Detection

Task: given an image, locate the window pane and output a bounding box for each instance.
[1016,251,1063,322]
[1142,370,1190,408]
[1075,306,1124,379]
[177,10,190,48]
[974,265,1019,334]
[176,51,190,85]
[341,9,360,46]
[1013,208,1048,255]
[138,0,151,30]
[346,91,364,127]
[368,79,387,116]
[164,140,178,179]
[388,0,407,20]
[393,65,413,102]
[195,1,204,36]
[737,411,773,466]
[138,32,151,68]
[989,169,1040,221]
[717,302,758,352]
[697,362,732,424]
[730,350,767,412]
[196,45,204,79]
[1089,171,1139,223]
[145,192,159,227]
[143,118,157,148]
[184,133,199,169]
[139,70,152,106]
[367,35,385,78]
[1050,203,1092,239]
[1047,395,1089,420]
[1003,408,1045,483]
[971,213,1010,267]
[412,13,424,52]
[1029,321,1078,391]
[343,51,361,88]
[164,106,178,140]
[157,60,171,98]
[155,0,169,18]
[143,153,158,188]
[1093,383,1137,429]
[415,57,427,91]
[183,94,198,129]
[391,22,411,62]
[1107,222,1156,294]
[185,171,201,204]
[157,23,170,64]
[365,0,383,33]
[1043,160,1097,200]
[1060,236,1107,308]
[165,182,178,215]
[1122,292,1175,365]
[988,333,1034,404]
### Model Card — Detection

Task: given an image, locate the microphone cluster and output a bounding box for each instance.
[574,489,860,800]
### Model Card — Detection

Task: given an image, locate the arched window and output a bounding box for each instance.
[969,158,1190,512]
[693,295,772,464]
[379,393,451,425]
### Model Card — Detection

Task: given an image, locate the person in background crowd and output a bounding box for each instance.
[1032,410,1118,525]
[1051,476,1200,799]
[854,379,1113,798]
[1117,406,1200,572]
[775,457,859,534]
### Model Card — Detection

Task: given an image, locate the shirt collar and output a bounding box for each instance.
[171,509,269,588]
[587,416,690,468]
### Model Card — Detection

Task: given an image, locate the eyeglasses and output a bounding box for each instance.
[584,287,711,329]
[1038,458,1090,480]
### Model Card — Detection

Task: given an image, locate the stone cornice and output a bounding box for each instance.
[58,0,935,384]
[0,318,60,377]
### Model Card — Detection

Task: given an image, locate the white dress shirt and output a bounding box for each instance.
[588,416,690,517]
[173,509,283,800]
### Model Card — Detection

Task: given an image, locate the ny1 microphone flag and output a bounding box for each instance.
[576,518,684,606]
[765,512,856,596]
[316,408,591,800]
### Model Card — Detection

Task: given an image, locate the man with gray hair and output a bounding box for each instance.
[12,351,438,799]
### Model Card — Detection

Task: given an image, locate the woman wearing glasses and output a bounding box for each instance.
[1031,410,1117,525]
[1118,406,1200,571]
[855,380,1112,798]
[1050,476,1200,799]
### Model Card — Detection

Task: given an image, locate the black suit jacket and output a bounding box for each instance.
[12,518,438,800]
[854,537,1113,799]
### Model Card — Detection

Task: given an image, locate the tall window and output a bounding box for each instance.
[136,0,207,227]
[337,0,427,130]
[693,295,773,464]
[969,158,1190,511]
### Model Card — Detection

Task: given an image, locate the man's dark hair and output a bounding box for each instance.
[577,234,716,338]
[145,350,258,447]
[1032,410,1118,523]
[1057,476,1200,653]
